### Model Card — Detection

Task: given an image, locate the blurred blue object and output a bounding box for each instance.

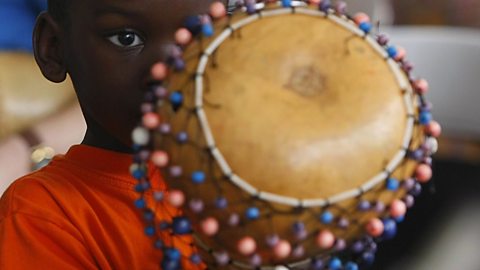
[0,0,47,52]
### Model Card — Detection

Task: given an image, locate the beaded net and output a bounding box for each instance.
[131,1,440,269]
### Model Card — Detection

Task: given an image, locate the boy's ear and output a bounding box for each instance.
[33,12,67,83]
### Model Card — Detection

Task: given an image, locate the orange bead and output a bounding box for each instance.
[414,79,429,94]
[425,120,442,138]
[394,47,406,61]
[237,236,257,256]
[201,217,219,236]
[273,240,291,259]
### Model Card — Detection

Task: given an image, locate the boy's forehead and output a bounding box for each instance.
[73,0,214,14]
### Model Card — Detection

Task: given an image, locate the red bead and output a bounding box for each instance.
[414,79,429,95]
[416,164,433,183]
[425,121,442,138]
[390,199,407,218]
[210,2,227,19]
[201,217,219,236]
[175,28,192,45]
[316,230,335,249]
[151,62,168,80]
[237,236,257,256]
[142,112,161,129]
[151,151,169,167]
[365,218,384,237]
[353,12,370,25]
[273,240,291,259]
[168,190,185,207]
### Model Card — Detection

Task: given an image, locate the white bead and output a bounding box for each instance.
[132,127,150,145]
[426,137,438,155]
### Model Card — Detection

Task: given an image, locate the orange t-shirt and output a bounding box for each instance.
[0,145,205,269]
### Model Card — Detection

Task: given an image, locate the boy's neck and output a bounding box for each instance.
[82,128,132,154]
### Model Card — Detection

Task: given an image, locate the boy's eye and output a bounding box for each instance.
[107,31,144,48]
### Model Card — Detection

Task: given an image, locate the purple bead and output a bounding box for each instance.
[250,254,262,266]
[420,102,433,112]
[352,240,365,253]
[334,238,347,251]
[158,123,171,134]
[139,150,151,161]
[154,86,168,99]
[319,0,331,12]
[266,234,279,247]
[373,201,386,213]
[404,194,415,208]
[335,1,347,14]
[169,166,183,178]
[409,149,425,161]
[214,251,230,266]
[402,61,414,73]
[173,58,185,71]
[292,221,305,233]
[295,229,308,241]
[228,213,240,226]
[358,200,371,211]
[312,259,325,270]
[338,217,350,229]
[367,241,378,253]
[170,45,183,58]
[154,191,164,201]
[292,245,305,258]
[423,157,433,166]
[215,197,228,209]
[403,178,416,191]
[410,183,422,197]
[141,103,154,113]
[377,34,389,46]
[189,199,204,213]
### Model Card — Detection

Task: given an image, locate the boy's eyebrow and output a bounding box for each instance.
[94,5,143,19]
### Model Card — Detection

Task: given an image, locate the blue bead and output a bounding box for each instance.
[190,254,202,264]
[161,258,181,270]
[184,16,202,35]
[134,198,146,209]
[328,257,343,270]
[172,217,192,235]
[386,178,400,191]
[191,171,206,184]
[359,22,372,33]
[361,252,375,267]
[292,221,305,233]
[320,211,334,224]
[154,239,163,249]
[246,3,256,14]
[282,0,292,7]
[395,215,405,223]
[170,91,183,108]
[246,207,260,220]
[202,23,214,37]
[419,111,432,125]
[132,169,145,180]
[387,46,398,58]
[159,221,170,230]
[144,226,155,236]
[382,218,397,240]
[215,197,228,209]
[345,262,359,270]
[144,210,154,221]
[165,248,181,261]
[173,58,185,71]
[351,240,365,253]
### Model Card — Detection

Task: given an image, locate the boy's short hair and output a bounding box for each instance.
[48,0,70,25]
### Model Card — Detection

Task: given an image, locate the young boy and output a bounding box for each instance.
[0,0,214,269]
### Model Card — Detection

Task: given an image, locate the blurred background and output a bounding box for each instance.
[0,0,479,269]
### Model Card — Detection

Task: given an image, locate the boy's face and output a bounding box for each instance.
[43,0,214,152]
